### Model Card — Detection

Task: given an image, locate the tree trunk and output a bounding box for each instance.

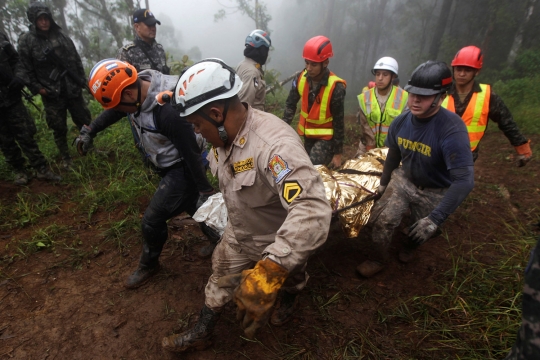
[367,0,388,73]
[507,0,537,64]
[427,0,453,59]
[323,0,336,36]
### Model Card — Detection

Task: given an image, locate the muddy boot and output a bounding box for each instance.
[13,170,29,185]
[270,291,298,326]
[356,260,385,278]
[124,243,161,289]
[162,305,221,353]
[197,223,220,259]
[36,165,62,182]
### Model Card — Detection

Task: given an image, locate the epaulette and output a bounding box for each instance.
[122,43,136,51]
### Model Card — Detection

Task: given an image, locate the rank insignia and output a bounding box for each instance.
[213,147,218,163]
[233,157,254,174]
[282,180,303,204]
[268,154,291,183]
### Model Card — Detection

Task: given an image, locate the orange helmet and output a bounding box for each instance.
[451,46,483,69]
[88,59,137,109]
[303,36,333,62]
[368,81,376,89]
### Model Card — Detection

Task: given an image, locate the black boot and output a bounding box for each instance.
[197,223,220,259]
[270,290,299,326]
[124,243,161,289]
[162,305,221,353]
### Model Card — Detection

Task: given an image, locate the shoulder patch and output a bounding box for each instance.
[122,43,136,51]
[282,180,303,204]
[268,154,291,183]
[233,157,254,174]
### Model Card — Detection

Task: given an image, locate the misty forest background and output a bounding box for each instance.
[1,0,540,128]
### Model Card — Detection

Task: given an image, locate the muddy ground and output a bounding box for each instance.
[1,127,539,359]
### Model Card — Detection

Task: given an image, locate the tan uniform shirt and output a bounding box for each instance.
[236,57,266,111]
[207,105,331,272]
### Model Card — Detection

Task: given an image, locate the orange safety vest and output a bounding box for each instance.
[441,84,491,151]
[296,70,346,140]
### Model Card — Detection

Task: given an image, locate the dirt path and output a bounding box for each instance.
[1,130,539,359]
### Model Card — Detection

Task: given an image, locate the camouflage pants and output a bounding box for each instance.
[367,168,446,262]
[504,236,540,360]
[204,224,308,311]
[304,138,334,166]
[0,100,46,170]
[42,94,91,156]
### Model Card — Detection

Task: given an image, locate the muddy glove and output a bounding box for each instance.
[196,189,216,209]
[74,125,94,156]
[409,217,438,246]
[515,140,532,167]
[217,258,288,339]
[8,76,25,94]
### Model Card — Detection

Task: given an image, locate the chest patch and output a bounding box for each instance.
[233,157,254,173]
[282,180,303,204]
[268,154,291,183]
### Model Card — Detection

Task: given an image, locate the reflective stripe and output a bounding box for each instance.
[358,86,408,147]
[441,84,490,151]
[297,69,346,140]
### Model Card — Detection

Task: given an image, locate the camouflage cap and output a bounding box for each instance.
[133,9,161,26]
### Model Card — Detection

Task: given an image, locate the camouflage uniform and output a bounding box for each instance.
[116,35,169,74]
[504,236,540,360]
[17,3,91,159]
[446,82,528,161]
[283,68,346,166]
[0,30,47,172]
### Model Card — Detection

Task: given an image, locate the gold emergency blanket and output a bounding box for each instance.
[316,148,388,238]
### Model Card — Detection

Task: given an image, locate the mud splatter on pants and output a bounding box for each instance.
[205,224,308,310]
[367,168,447,262]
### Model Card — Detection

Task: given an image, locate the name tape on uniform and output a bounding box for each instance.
[233,157,254,173]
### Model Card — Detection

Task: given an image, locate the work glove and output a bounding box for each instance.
[196,189,216,209]
[74,125,95,156]
[8,76,25,93]
[409,217,438,246]
[514,140,532,167]
[217,258,289,339]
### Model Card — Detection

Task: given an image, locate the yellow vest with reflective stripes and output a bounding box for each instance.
[441,84,491,151]
[297,70,346,140]
[357,86,408,148]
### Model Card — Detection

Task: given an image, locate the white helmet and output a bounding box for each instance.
[372,56,399,75]
[174,58,243,117]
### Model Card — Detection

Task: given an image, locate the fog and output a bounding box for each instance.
[151,0,287,68]
[2,0,538,97]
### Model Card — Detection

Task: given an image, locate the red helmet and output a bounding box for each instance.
[303,36,333,62]
[451,46,483,69]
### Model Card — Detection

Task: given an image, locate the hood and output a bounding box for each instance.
[139,70,179,113]
[27,2,61,30]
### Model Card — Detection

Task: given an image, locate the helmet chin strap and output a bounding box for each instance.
[119,79,142,116]
[197,100,230,144]
[431,92,443,108]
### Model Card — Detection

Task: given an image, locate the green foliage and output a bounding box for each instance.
[213,0,272,30]
[493,74,540,134]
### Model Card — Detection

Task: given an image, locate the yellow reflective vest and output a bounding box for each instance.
[357,86,408,148]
